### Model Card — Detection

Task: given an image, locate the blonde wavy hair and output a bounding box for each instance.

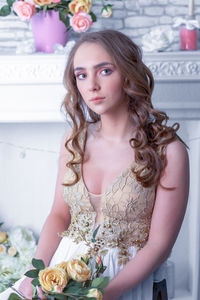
[62,29,181,188]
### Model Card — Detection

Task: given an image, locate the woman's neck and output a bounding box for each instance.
[96,115,136,144]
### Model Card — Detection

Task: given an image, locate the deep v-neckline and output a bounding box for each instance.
[80,126,137,198]
[80,161,136,198]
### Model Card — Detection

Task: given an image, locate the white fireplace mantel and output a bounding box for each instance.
[0,51,200,122]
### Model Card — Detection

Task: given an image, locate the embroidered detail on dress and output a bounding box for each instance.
[60,129,156,266]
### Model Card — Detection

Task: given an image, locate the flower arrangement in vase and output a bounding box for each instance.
[0,0,115,52]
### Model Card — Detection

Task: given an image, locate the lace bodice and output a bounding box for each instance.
[61,129,156,265]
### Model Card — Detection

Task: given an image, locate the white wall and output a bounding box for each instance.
[0,122,68,238]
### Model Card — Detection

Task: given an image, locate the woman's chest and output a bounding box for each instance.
[82,140,135,195]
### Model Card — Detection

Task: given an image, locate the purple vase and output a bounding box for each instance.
[31,10,69,53]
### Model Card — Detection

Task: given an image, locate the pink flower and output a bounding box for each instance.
[70,11,93,33]
[51,0,60,3]
[96,256,101,266]
[13,0,36,21]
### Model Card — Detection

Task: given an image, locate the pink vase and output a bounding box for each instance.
[180,27,197,50]
[31,10,69,53]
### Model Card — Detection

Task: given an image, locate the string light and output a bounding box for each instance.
[0,140,59,159]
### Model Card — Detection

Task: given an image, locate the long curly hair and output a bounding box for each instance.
[62,29,180,188]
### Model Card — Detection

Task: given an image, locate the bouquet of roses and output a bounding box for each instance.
[0,223,36,293]
[0,0,114,33]
[8,254,109,300]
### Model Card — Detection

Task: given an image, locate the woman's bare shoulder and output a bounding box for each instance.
[165,138,188,163]
[160,138,189,187]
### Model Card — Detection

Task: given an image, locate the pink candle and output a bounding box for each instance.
[180,26,197,50]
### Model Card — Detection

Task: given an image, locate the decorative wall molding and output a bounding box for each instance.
[0,51,200,122]
[0,51,200,85]
[144,51,200,81]
[0,55,67,84]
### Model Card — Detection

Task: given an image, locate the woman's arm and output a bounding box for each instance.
[104,139,189,299]
[33,131,71,266]
[18,131,71,297]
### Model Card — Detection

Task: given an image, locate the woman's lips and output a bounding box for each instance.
[90,97,105,103]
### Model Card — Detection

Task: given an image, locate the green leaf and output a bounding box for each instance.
[64,280,83,289]
[31,277,40,287]
[89,11,96,22]
[47,296,55,300]
[32,258,45,270]
[64,285,82,294]
[99,265,107,274]
[59,12,70,29]
[43,5,48,13]
[0,222,3,227]
[50,294,66,300]
[47,3,58,8]
[91,277,110,289]
[24,269,39,278]
[7,0,15,7]
[8,294,22,300]
[0,5,11,16]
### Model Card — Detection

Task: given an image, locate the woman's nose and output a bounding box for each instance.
[88,76,100,91]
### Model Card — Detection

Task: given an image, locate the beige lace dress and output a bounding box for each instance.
[49,129,167,300]
[0,129,167,300]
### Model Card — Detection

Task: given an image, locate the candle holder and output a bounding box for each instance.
[180,26,198,50]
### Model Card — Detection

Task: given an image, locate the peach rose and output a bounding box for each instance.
[87,288,103,300]
[67,258,90,282]
[13,1,36,21]
[33,0,59,6]
[70,11,93,33]
[33,0,51,6]
[56,261,68,272]
[0,231,7,243]
[8,246,17,257]
[38,267,68,293]
[69,0,91,15]
[0,245,6,255]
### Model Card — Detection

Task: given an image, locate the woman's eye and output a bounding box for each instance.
[76,73,86,80]
[101,68,112,75]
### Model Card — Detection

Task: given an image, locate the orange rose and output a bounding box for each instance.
[67,258,90,282]
[12,1,36,20]
[56,261,68,272]
[70,11,93,33]
[69,0,91,15]
[33,0,52,6]
[39,267,68,293]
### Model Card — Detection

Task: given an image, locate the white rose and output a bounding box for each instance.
[101,5,113,18]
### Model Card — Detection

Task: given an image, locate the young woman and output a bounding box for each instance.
[1,29,189,300]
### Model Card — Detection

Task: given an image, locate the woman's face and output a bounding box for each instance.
[73,42,126,116]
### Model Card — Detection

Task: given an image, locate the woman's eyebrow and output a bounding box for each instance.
[74,62,114,72]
